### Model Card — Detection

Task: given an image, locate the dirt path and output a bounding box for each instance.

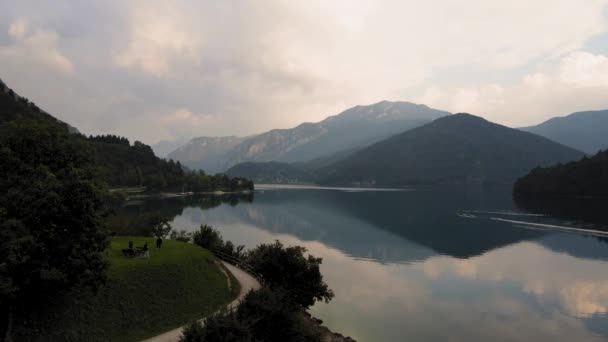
[142,261,261,342]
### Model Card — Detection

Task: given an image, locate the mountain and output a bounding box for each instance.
[169,101,450,173]
[225,147,358,183]
[151,138,190,158]
[520,110,608,154]
[167,136,246,173]
[226,161,315,184]
[514,149,608,198]
[317,113,585,187]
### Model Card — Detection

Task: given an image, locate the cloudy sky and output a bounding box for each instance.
[1,1,608,144]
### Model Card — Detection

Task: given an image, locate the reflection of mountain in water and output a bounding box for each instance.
[514,196,608,230]
[537,234,608,261]
[248,187,544,259]
[117,187,608,263]
[235,200,437,264]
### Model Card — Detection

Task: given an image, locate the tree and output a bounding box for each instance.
[150,215,172,238]
[0,120,108,341]
[192,224,223,250]
[246,241,334,309]
[169,229,193,242]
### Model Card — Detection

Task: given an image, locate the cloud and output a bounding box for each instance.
[0,18,74,73]
[0,1,607,144]
[418,50,608,126]
[113,3,202,77]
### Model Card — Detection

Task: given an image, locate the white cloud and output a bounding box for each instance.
[559,51,608,87]
[8,17,27,39]
[113,3,202,77]
[1,1,608,142]
[0,18,73,73]
[418,50,608,126]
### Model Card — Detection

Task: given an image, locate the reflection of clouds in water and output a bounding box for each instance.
[168,202,608,341]
[561,283,608,317]
[416,241,608,317]
[310,243,605,341]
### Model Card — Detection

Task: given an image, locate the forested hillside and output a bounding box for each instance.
[514,150,608,198]
[0,78,253,192]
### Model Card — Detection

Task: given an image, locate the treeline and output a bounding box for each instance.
[1,78,254,192]
[88,134,130,145]
[88,134,254,191]
[514,150,608,198]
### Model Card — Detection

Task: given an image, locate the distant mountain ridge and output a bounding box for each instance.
[317,114,584,186]
[520,110,608,154]
[227,114,585,186]
[169,101,451,173]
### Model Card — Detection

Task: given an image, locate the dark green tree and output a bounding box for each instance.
[192,224,223,251]
[246,241,334,309]
[0,120,108,341]
[150,215,172,238]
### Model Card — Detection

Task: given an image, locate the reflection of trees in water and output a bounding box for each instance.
[107,193,253,236]
[513,196,608,230]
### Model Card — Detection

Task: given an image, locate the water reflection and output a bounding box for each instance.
[115,186,608,341]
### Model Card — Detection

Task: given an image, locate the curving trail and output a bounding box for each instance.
[142,261,261,342]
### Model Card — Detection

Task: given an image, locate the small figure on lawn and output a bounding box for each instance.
[156,237,163,249]
[143,242,149,258]
[128,240,133,250]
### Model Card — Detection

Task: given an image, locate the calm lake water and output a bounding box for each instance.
[123,185,608,341]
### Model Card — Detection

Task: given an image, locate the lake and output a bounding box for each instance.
[121,185,608,341]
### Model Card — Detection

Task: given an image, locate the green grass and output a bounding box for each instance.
[15,237,240,342]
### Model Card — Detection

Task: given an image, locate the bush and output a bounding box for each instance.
[192,225,244,259]
[246,241,334,308]
[180,288,321,342]
[181,311,252,342]
[170,229,193,243]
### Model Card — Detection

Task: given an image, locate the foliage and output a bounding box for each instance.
[514,149,608,198]
[150,215,172,238]
[180,288,322,342]
[11,237,239,342]
[192,224,224,250]
[0,119,109,339]
[192,224,245,259]
[170,229,193,242]
[246,241,334,309]
[181,312,252,342]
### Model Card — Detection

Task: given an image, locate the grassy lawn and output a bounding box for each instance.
[15,237,240,342]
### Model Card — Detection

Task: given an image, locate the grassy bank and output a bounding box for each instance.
[14,237,239,342]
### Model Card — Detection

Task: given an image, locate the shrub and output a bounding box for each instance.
[170,229,193,243]
[246,241,334,309]
[180,288,321,342]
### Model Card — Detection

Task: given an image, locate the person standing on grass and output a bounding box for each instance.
[156,237,162,249]
[143,242,149,258]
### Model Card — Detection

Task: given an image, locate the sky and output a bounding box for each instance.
[1,0,608,144]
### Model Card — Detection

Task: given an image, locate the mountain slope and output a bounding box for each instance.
[152,138,190,158]
[520,110,608,154]
[169,101,450,173]
[318,114,585,186]
[0,78,77,132]
[167,136,245,173]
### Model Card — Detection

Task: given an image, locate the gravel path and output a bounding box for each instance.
[142,261,261,342]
